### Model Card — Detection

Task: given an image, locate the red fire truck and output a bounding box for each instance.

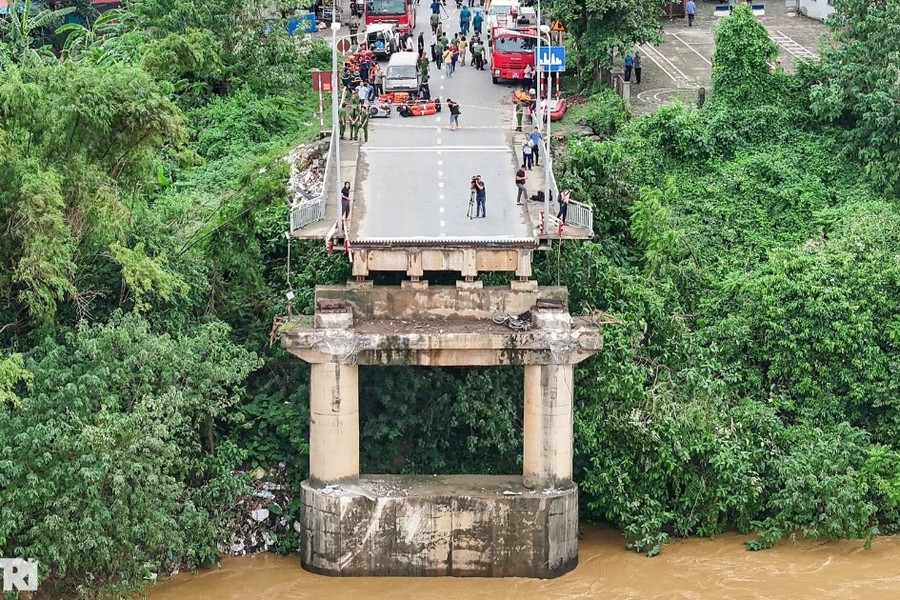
[364,0,417,35]
[488,26,537,84]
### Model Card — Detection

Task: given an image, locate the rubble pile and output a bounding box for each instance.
[219,463,302,556]
[285,138,330,207]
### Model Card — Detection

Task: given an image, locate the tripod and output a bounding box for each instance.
[467,188,475,219]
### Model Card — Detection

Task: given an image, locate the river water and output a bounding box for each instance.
[149,526,900,600]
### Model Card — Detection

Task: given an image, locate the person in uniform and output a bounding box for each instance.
[358,106,370,142]
[348,105,361,140]
[338,102,349,139]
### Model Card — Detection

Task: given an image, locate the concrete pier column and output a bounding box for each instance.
[309,362,360,485]
[523,364,574,488]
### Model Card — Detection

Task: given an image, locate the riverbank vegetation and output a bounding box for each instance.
[1,0,900,596]
[543,2,900,554]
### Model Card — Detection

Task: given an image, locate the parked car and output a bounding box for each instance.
[365,23,399,59]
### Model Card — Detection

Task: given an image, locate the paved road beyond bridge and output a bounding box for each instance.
[353,20,530,243]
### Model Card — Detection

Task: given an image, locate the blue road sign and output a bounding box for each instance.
[535,46,566,72]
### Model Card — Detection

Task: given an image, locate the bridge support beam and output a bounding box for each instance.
[309,362,359,486]
[523,364,574,488]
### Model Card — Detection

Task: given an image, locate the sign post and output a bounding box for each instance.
[311,69,333,131]
[533,46,566,237]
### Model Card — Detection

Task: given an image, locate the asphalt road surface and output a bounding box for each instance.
[353,9,533,242]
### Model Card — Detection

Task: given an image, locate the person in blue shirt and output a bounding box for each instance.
[459,5,470,35]
[624,54,633,82]
[529,126,544,167]
[685,0,695,26]
[430,0,441,14]
[472,10,483,34]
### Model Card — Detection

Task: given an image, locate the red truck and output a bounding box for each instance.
[488,26,537,84]
[364,0,417,36]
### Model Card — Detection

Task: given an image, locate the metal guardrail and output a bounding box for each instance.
[290,199,326,230]
[565,198,593,233]
[528,112,594,237]
[289,89,346,232]
[546,151,593,236]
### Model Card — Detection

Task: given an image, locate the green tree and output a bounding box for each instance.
[710,4,778,105]
[808,0,900,193]
[0,314,260,595]
[551,0,665,78]
[0,61,185,328]
[0,0,75,65]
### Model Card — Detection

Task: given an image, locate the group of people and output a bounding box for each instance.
[338,100,370,142]
[428,30,487,76]
[622,51,643,84]
[341,49,384,98]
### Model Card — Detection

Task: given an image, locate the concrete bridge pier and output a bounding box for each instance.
[309,362,359,485]
[523,363,574,489]
[282,284,602,579]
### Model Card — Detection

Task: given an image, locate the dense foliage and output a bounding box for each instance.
[2,0,900,595]
[539,3,900,554]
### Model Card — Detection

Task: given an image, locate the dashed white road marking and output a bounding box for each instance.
[771,30,819,60]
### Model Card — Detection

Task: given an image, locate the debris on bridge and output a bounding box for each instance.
[285,138,329,207]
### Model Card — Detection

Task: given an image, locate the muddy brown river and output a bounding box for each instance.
[149,526,900,599]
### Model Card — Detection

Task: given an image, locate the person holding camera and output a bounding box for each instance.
[472,175,486,218]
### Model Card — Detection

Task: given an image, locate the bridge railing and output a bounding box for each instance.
[528,111,594,237]
[289,89,346,232]
[545,149,594,236]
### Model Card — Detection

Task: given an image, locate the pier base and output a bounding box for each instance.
[299,474,578,578]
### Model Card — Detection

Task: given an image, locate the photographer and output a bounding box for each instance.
[472,175,486,218]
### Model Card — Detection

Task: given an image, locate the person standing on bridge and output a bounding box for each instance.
[634,51,642,84]
[685,0,696,26]
[624,53,633,82]
[521,135,534,170]
[530,126,544,166]
[341,181,352,220]
[338,102,349,139]
[447,98,460,129]
[473,175,486,217]
[515,164,527,204]
[348,105,361,140]
[435,37,445,69]
[443,46,453,77]
[472,38,485,70]
[358,107,370,142]
[557,188,572,225]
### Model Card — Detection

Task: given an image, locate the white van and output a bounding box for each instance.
[384,51,421,93]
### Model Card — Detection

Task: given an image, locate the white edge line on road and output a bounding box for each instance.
[366,145,511,152]
[670,33,712,66]
[641,43,690,83]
